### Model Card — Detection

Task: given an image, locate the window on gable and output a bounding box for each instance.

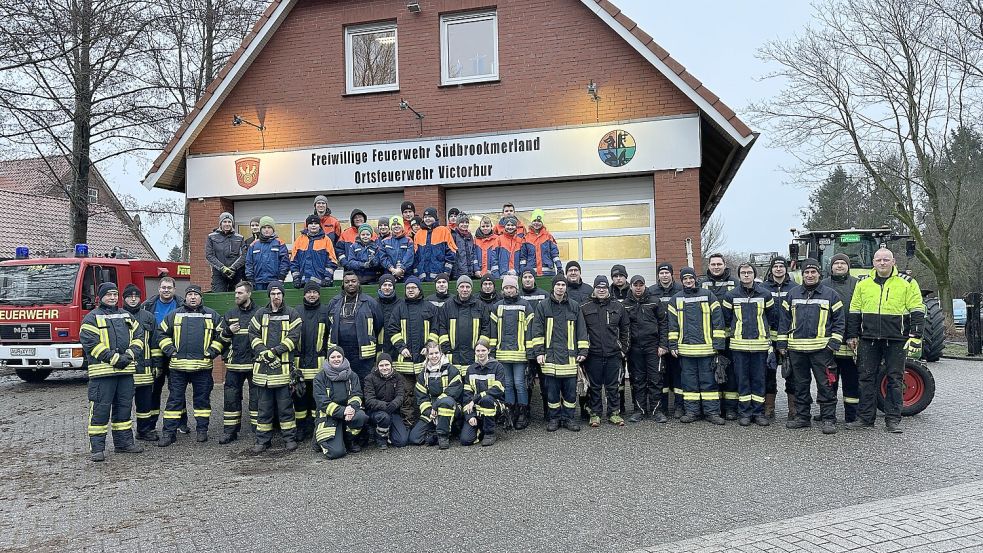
[88,187,98,204]
[441,11,499,85]
[345,22,398,94]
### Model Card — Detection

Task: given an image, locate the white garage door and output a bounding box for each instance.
[234,192,403,248]
[446,177,657,282]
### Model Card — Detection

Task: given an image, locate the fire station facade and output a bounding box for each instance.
[144,0,756,287]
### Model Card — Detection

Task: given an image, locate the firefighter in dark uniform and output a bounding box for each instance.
[610,264,631,301]
[699,253,738,419]
[520,269,550,419]
[425,272,451,309]
[326,271,383,382]
[385,276,442,426]
[121,284,159,442]
[460,339,507,446]
[530,275,589,432]
[777,258,846,435]
[846,248,924,433]
[156,285,225,446]
[668,267,727,425]
[581,276,630,427]
[488,273,534,430]
[313,347,369,459]
[295,280,331,442]
[761,256,795,419]
[363,353,409,449]
[376,274,401,345]
[822,253,861,423]
[624,275,669,423]
[80,282,145,461]
[440,275,491,376]
[409,341,464,449]
[248,280,302,453]
[218,281,260,444]
[648,262,683,418]
[720,263,780,426]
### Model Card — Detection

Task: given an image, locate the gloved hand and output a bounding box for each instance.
[221,266,235,278]
[259,349,278,363]
[114,353,132,369]
[713,354,730,385]
[162,346,177,358]
[309,276,322,286]
[906,337,922,359]
[293,278,304,289]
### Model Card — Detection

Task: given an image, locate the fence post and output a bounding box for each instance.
[967,292,982,356]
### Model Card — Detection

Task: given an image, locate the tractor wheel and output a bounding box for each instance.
[877,360,935,416]
[15,369,52,383]
[921,297,945,362]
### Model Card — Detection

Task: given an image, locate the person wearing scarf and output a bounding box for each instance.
[312,347,368,459]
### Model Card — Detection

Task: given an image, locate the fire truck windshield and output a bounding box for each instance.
[0,264,79,305]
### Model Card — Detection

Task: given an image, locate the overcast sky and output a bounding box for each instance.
[103,0,817,259]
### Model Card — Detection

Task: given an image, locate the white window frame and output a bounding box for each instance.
[88,187,98,204]
[345,22,399,95]
[440,11,499,85]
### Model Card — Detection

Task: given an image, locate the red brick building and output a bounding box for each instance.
[144,0,755,288]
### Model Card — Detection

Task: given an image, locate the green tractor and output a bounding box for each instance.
[786,227,942,416]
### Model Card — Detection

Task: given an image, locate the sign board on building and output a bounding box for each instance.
[186,116,700,198]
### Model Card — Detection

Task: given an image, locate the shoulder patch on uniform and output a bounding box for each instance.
[899,273,913,282]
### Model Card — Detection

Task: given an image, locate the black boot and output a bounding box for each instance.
[137,430,159,442]
[157,432,176,447]
[115,443,144,453]
[196,430,208,443]
[627,411,644,423]
[376,427,390,450]
[219,432,238,445]
[480,433,496,446]
[515,405,529,430]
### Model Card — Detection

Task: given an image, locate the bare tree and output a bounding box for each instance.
[750,0,980,320]
[0,0,171,246]
[701,214,727,257]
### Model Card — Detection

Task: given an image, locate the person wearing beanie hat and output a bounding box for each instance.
[720,263,781,427]
[496,214,525,275]
[518,269,549,418]
[337,208,375,256]
[156,277,226,447]
[667,264,727,425]
[489,270,534,429]
[312,195,341,241]
[363,351,409,449]
[443,271,490,375]
[409,216,423,237]
[608,264,630,301]
[205,211,246,292]
[341,221,382,285]
[376,216,391,241]
[563,260,592,305]
[247,275,303,453]
[447,207,460,230]
[79,279,145,461]
[245,215,289,291]
[522,209,562,278]
[473,216,501,278]
[425,273,451,308]
[291,212,339,289]
[218,280,261,445]
[120,282,160,442]
[311,347,369,458]
[582,272,630,427]
[761,255,795,420]
[821,252,861,424]
[400,200,416,229]
[380,215,415,281]
[460,338,508,446]
[413,207,458,283]
[451,212,480,281]
[385,274,442,427]
[408,340,462,449]
[493,202,527,236]
[646,264,686,420]
[376,275,401,353]
[623,272,670,423]
[776,256,845,434]
[530,268,588,432]
[478,273,500,308]
[291,276,331,444]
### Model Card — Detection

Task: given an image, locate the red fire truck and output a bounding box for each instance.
[0,247,191,382]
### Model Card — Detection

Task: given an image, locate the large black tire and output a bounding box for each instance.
[877,359,935,416]
[15,368,52,383]
[921,297,945,362]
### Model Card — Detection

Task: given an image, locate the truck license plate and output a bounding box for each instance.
[10,348,35,356]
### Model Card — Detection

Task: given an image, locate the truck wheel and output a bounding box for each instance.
[15,369,52,383]
[921,297,945,362]
[877,360,935,416]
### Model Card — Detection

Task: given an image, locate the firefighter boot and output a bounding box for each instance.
[219,432,238,445]
[157,432,176,447]
[786,393,797,419]
[515,405,530,430]
[376,427,390,450]
[481,433,496,447]
[763,393,776,420]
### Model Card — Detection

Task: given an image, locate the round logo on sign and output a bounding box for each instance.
[598,130,636,168]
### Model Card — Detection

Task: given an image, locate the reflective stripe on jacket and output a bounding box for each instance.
[249,304,302,387]
[667,289,726,357]
[721,284,779,352]
[157,306,225,372]
[777,284,845,352]
[529,295,589,377]
[80,305,143,379]
[488,296,534,362]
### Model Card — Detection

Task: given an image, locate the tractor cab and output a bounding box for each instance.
[787,227,915,278]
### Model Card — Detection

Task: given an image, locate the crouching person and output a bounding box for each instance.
[409,341,463,449]
[363,353,408,449]
[313,347,368,459]
[461,339,507,447]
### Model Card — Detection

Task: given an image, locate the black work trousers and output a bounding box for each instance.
[223,370,257,435]
[857,339,906,425]
[789,348,838,422]
[628,346,662,414]
[255,386,296,445]
[585,354,622,417]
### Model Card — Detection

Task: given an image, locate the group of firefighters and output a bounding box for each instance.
[80,198,926,462]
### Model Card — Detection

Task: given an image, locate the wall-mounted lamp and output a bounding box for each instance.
[232,114,266,149]
[406,1,421,13]
[587,80,601,122]
[399,99,425,136]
